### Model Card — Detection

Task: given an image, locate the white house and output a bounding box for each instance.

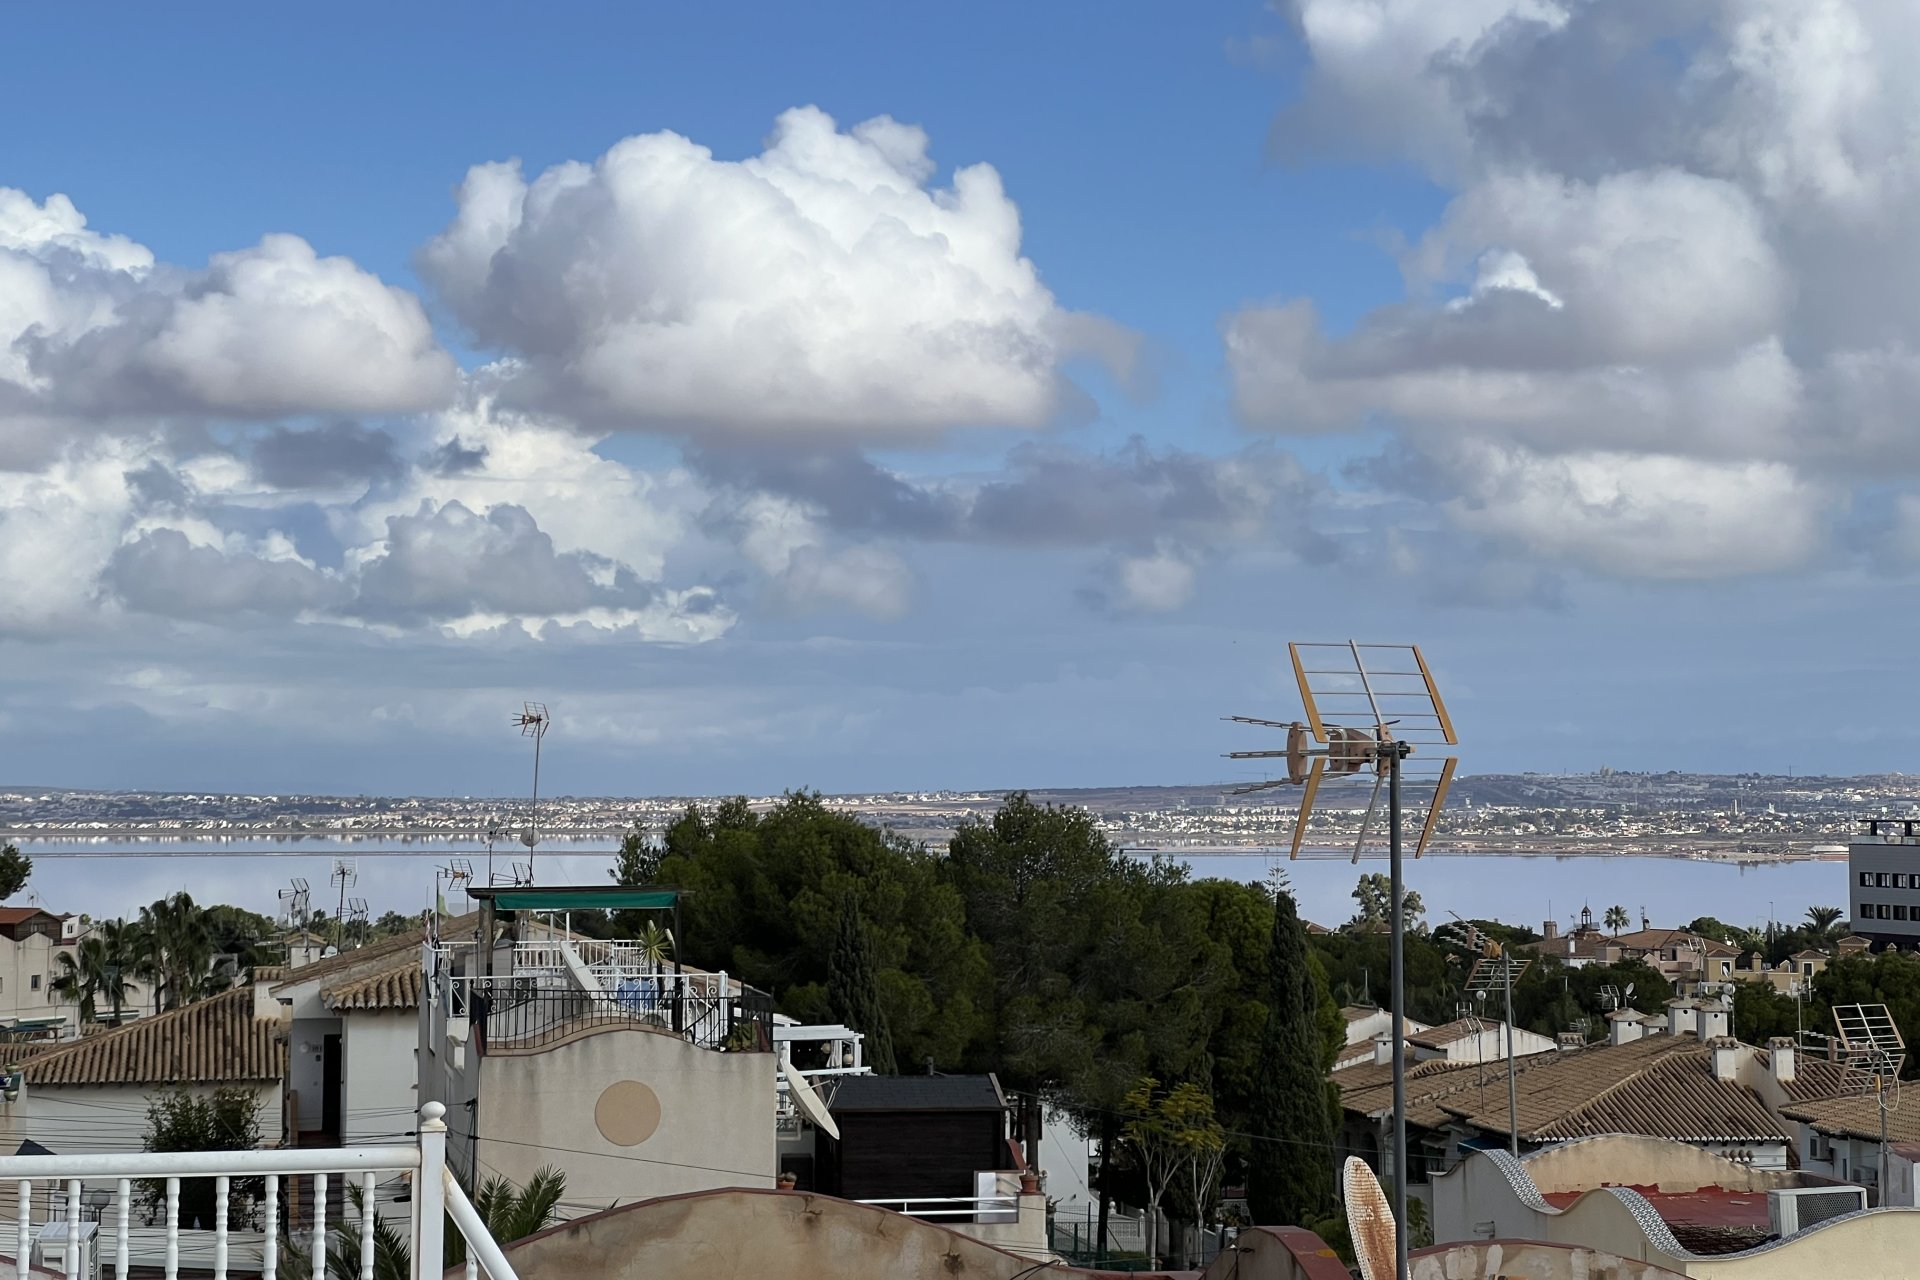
[0,981,286,1157]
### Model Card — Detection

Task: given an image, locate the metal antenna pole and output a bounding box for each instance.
[529,729,542,882]
[1388,741,1410,1280]
[1504,961,1520,1159]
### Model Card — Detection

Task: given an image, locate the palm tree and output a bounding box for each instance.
[305,1168,566,1280]
[50,931,138,1027]
[1807,905,1845,945]
[634,922,675,975]
[1604,905,1630,936]
[137,894,216,1012]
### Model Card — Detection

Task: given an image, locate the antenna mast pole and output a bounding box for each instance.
[530,727,542,881]
[1387,739,1411,1280]
[1504,958,1519,1159]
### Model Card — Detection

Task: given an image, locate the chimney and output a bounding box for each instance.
[1542,919,1559,940]
[1710,1036,1742,1082]
[1557,1031,1585,1051]
[1696,999,1730,1041]
[1608,1009,1646,1046]
[1373,1033,1394,1066]
[1767,1036,1796,1084]
[1667,998,1698,1038]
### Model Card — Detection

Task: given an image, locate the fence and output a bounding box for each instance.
[853,1194,1018,1222]
[0,1104,517,1280]
[447,972,774,1053]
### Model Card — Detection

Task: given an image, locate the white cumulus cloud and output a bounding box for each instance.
[419,106,1122,442]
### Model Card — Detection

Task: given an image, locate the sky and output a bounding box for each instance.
[5,0,1920,802]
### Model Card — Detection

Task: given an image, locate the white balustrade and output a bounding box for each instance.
[0,1103,516,1280]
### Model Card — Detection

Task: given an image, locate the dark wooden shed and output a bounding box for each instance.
[816,1074,1013,1201]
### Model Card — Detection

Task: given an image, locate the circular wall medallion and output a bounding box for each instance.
[594,1079,662,1147]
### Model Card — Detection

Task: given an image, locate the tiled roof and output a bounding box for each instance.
[0,909,55,926]
[1775,1054,1850,1103]
[827,1074,1006,1113]
[1437,1034,1790,1144]
[1408,1018,1483,1049]
[20,988,283,1087]
[322,959,421,1012]
[1341,1005,1379,1024]
[275,913,476,992]
[1334,1058,1483,1127]
[1780,1094,1920,1143]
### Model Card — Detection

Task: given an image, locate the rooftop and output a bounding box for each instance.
[1781,1092,1920,1143]
[17,987,283,1087]
[1438,1034,1789,1144]
[825,1074,1006,1113]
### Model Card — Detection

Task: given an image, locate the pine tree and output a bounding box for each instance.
[827,889,897,1074]
[1246,889,1335,1226]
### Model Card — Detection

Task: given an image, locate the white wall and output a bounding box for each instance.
[342,1012,417,1145]
[0,1082,279,1157]
[1039,1108,1094,1228]
[286,1016,340,1135]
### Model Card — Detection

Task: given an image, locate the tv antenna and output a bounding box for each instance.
[277,878,311,928]
[1443,909,1528,1159]
[278,878,312,961]
[329,859,358,949]
[514,702,551,881]
[1834,1003,1905,1176]
[347,897,369,940]
[438,858,473,912]
[1223,640,1457,1280]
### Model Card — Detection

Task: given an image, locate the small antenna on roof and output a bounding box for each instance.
[329,859,358,950]
[513,702,551,882]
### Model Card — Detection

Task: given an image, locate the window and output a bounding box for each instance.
[1897,905,1910,922]
[29,975,40,991]
[1879,873,1892,887]
[1864,871,1876,887]
[1897,874,1909,889]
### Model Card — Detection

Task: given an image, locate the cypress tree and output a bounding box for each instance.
[1246,889,1335,1225]
[827,889,897,1074]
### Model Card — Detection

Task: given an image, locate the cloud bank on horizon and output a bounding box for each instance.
[3,4,1919,785]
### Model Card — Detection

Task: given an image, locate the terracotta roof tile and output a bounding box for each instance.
[1437,1034,1791,1144]
[20,988,283,1087]
[322,961,422,1012]
[1780,1094,1920,1143]
[1408,1018,1484,1049]
[275,913,477,992]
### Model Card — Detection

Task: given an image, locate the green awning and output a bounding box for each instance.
[481,887,681,911]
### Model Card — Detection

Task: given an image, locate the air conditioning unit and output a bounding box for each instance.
[34,1220,97,1280]
[1768,1185,1868,1236]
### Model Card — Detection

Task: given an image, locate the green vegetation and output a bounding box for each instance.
[1247,888,1336,1229]
[0,845,29,901]
[141,1086,263,1229]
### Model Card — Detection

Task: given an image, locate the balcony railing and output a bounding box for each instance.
[854,1194,1019,1222]
[444,971,774,1053]
[0,1104,516,1280]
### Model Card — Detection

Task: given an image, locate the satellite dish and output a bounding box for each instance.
[779,1050,839,1140]
[1625,983,1635,998]
[321,946,338,958]
[1342,1156,1396,1280]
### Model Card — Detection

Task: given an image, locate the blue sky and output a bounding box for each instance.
[3,1,1919,799]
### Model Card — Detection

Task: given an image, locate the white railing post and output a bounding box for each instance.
[65,1178,80,1280]
[15,1180,28,1280]
[164,1176,179,1280]
[261,1175,277,1280]
[357,1172,375,1280]
[213,1175,229,1280]
[415,1103,447,1280]
[311,1174,327,1280]
[115,1177,130,1280]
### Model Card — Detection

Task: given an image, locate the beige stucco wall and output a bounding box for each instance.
[475,1024,775,1209]
[1433,1136,1811,1248]
[496,1188,1173,1280]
